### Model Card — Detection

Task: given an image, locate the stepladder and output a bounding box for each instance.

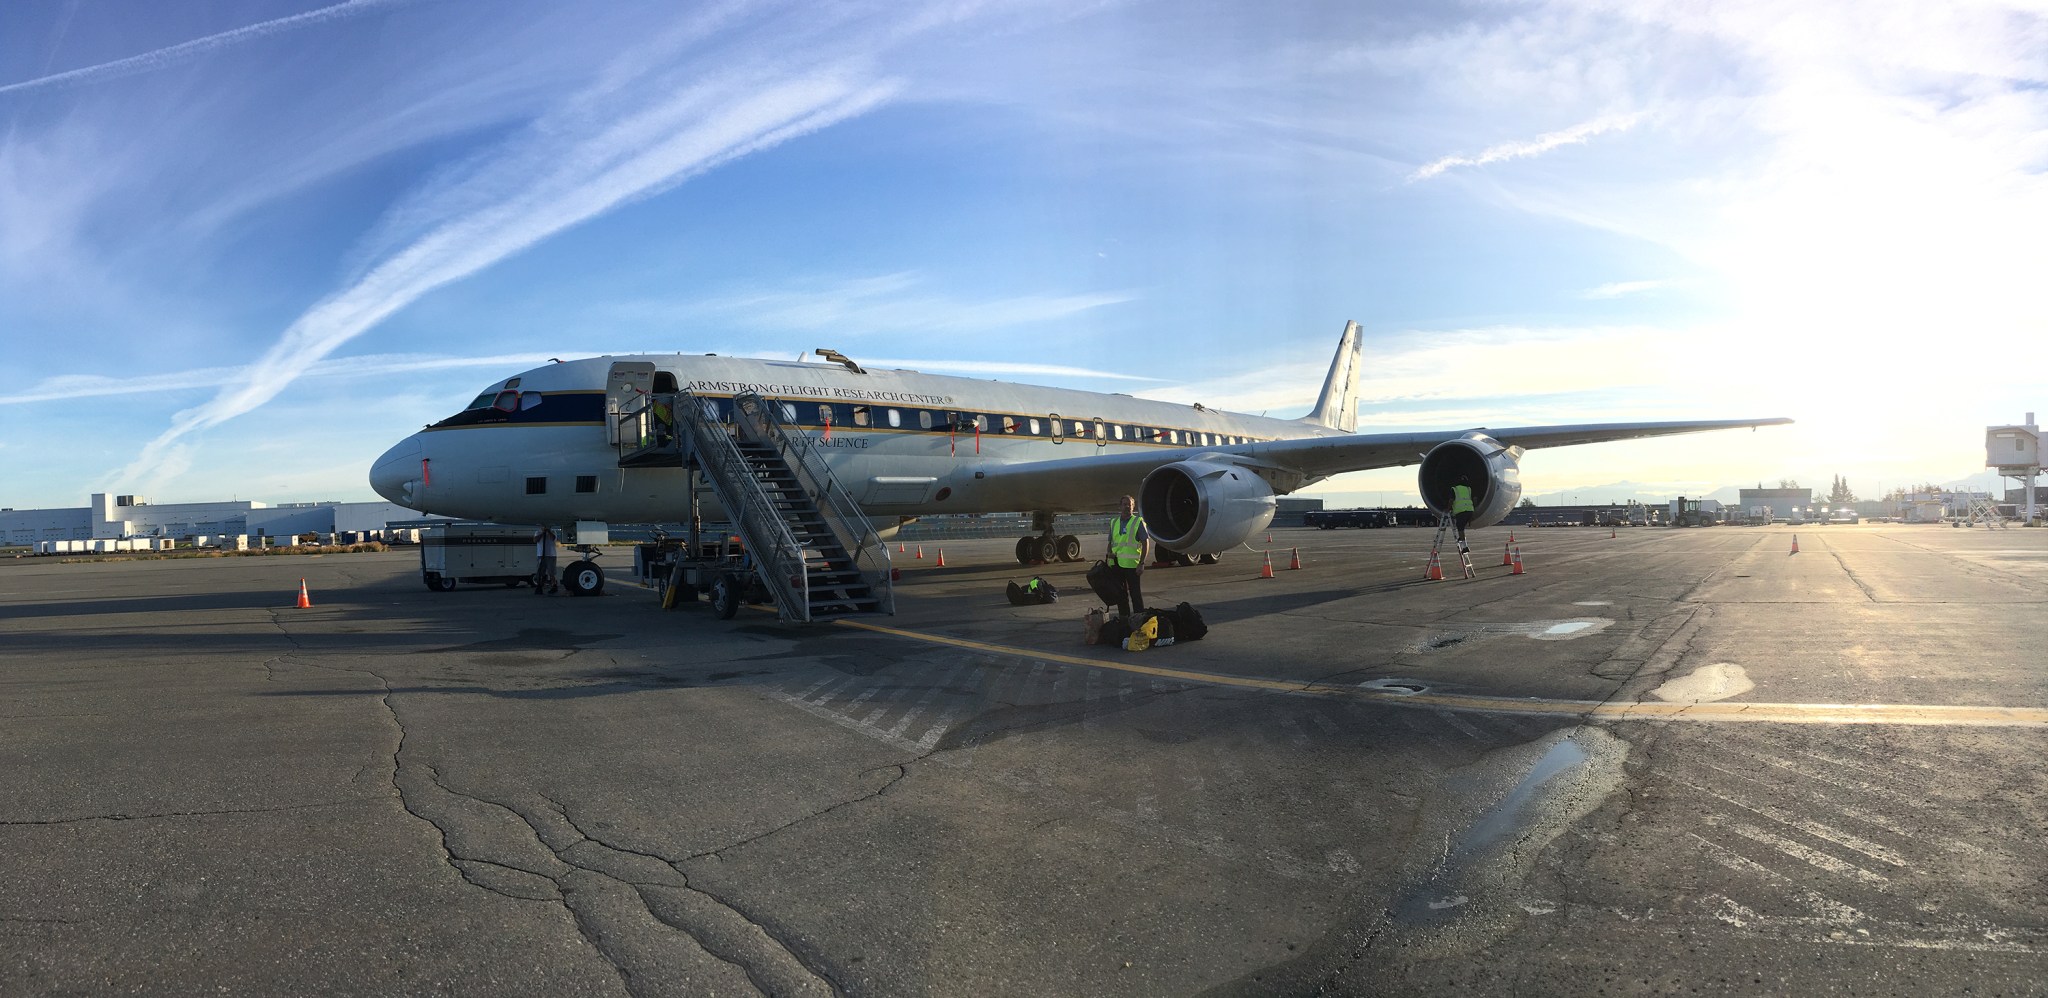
[1427,515,1476,580]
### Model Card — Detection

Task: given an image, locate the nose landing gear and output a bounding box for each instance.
[560,545,605,596]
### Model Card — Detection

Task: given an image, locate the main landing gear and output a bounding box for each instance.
[1013,510,1084,566]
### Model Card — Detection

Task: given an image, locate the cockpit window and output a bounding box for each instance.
[491,390,521,413]
[467,390,498,411]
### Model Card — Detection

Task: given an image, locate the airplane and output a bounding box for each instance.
[369,320,1790,591]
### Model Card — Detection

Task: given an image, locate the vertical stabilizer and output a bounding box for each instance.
[1304,320,1362,432]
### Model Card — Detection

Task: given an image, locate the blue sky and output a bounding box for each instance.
[2,0,2044,511]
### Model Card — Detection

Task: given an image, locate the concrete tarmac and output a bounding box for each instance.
[2,523,2045,996]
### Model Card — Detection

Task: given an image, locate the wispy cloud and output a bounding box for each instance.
[1409,111,1647,181]
[1579,279,1671,300]
[113,43,910,494]
[0,0,423,98]
[1,352,559,406]
[658,272,1139,335]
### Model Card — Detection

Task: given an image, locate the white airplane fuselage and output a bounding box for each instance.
[368,353,1346,527]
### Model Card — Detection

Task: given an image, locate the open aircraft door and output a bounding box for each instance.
[604,361,656,446]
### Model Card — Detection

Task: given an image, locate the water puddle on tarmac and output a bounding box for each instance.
[1414,618,1613,651]
[1390,727,1628,945]
[1360,678,1430,695]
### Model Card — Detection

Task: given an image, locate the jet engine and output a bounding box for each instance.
[1417,432,1524,529]
[1139,460,1277,555]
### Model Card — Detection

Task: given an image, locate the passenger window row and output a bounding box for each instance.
[735,399,1257,447]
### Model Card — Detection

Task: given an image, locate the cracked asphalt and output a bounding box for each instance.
[3,524,2046,996]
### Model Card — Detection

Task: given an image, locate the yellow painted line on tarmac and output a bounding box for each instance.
[833,619,2048,729]
[835,619,1315,694]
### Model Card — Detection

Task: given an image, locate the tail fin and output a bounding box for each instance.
[1303,319,1361,432]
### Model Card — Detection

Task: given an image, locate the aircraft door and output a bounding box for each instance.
[604,362,656,446]
[1050,413,1062,444]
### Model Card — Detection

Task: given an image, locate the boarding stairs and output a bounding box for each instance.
[1425,515,1476,580]
[616,390,893,622]
[1967,497,2009,530]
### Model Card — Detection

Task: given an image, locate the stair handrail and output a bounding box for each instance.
[730,393,894,614]
[672,391,811,620]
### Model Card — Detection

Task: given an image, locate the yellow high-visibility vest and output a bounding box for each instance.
[1451,484,1476,514]
[1110,516,1146,568]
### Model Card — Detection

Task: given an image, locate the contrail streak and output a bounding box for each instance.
[1409,112,1647,181]
[0,0,418,97]
[1,352,561,406]
[113,68,900,492]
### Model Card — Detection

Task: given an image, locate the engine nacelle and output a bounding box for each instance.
[1139,459,1278,555]
[1418,433,1524,530]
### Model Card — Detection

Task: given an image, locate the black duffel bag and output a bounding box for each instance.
[1086,560,1125,607]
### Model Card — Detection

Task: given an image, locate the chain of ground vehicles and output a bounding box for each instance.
[1303,508,1393,529]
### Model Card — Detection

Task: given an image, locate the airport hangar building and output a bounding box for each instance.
[0,493,430,547]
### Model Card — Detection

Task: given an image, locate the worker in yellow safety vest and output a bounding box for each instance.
[1104,494,1151,618]
[1451,476,1477,552]
[650,396,675,447]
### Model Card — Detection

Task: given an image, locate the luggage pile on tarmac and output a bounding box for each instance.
[1005,577,1059,605]
[1087,602,1205,651]
[1012,561,1209,651]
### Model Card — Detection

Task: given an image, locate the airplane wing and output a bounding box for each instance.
[972,418,1793,511]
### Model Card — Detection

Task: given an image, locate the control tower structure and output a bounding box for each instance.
[1987,413,2041,525]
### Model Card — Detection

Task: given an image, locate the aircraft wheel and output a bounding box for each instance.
[711,574,743,620]
[1198,553,1219,565]
[1036,537,1059,564]
[503,579,524,588]
[563,560,605,597]
[1014,537,1035,565]
[426,573,456,592]
[1057,534,1082,562]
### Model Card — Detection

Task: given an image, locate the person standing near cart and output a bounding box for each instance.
[1104,494,1150,618]
[534,525,559,595]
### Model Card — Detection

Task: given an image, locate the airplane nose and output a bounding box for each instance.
[369,435,423,506]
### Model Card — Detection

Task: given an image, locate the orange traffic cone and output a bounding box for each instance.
[898,542,905,553]
[1266,532,1273,544]
[1511,547,1525,575]
[1502,541,1514,566]
[1288,547,1302,570]
[1611,528,1617,539]
[935,548,947,567]
[295,578,312,608]
[1790,535,1799,554]
[916,545,925,560]
[1260,551,1276,578]
[1425,550,1445,581]
[1508,532,1516,544]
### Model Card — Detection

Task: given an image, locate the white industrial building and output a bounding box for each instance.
[1736,487,1813,521]
[1,493,436,548]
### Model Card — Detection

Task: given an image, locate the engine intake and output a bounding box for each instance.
[1138,459,1277,555]
[1418,433,1524,530]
